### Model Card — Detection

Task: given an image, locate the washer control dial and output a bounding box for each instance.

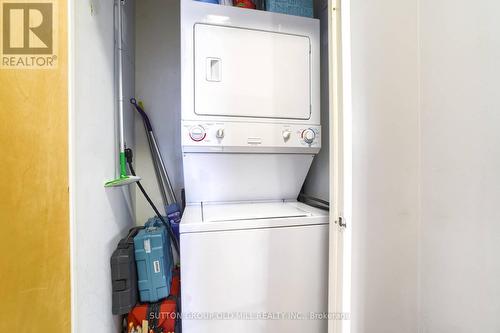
[189,125,206,142]
[282,129,291,141]
[302,128,316,144]
[216,128,225,139]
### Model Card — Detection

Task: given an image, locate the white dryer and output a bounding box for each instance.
[180,1,328,332]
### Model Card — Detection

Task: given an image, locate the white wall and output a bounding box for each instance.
[419,0,500,331]
[134,0,182,223]
[72,1,136,332]
[349,0,420,332]
[349,0,500,332]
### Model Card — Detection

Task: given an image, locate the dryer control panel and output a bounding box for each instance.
[182,121,321,153]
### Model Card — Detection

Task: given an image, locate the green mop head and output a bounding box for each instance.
[104,175,141,187]
[105,152,141,187]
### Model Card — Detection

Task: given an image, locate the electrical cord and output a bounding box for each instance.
[302,201,329,211]
[298,193,330,207]
[125,148,180,255]
[298,193,330,211]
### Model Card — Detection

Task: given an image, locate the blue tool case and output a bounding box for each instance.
[134,217,173,302]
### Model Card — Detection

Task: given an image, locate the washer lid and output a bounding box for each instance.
[180,201,328,233]
[202,201,311,222]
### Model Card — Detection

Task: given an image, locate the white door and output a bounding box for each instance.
[194,24,312,120]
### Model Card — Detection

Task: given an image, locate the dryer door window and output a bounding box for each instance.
[194,24,311,120]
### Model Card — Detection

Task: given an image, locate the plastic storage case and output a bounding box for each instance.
[265,0,313,17]
[134,218,173,302]
[127,269,181,333]
[110,227,143,315]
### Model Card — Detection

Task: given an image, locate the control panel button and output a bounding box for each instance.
[189,125,206,142]
[282,129,291,142]
[302,128,316,144]
[216,128,225,139]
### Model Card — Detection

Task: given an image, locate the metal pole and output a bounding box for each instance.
[150,133,178,204]
[144,123,170,209]
[117,0,125,157]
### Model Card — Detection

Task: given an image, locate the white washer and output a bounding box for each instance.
[180,201,329,333]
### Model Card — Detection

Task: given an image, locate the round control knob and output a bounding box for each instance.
[282,129,291,141]
[189,125,206,142]
[302,129,316,144]
[216,128,225,139]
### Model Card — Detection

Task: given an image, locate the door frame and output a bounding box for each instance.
[328,0,352,332]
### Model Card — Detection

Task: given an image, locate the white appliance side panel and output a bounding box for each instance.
[194,24,311,120]
[180,224,329,333]
[182,153,314,203]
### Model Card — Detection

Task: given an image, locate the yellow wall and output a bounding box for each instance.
[0,1,70,331]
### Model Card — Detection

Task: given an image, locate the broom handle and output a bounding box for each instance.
[117,0,126,173]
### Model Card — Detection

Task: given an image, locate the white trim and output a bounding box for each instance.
[67,0,76,332]
[328,0,343,332]
[339,0,352,331]
[328,0,353,332]
[416,0,423,328]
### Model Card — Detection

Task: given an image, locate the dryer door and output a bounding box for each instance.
[194,24,312,120]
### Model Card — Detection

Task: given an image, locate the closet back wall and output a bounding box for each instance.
[135,0,183,222]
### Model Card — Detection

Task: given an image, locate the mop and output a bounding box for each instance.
[129,98,178,206]
[130,99,182,239]
[105,0,141,187]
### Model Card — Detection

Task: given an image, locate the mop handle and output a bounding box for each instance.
[130,98,178,204]
[130,98,153,131]
[117,0,125,155]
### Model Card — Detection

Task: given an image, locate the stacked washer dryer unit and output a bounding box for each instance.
[180,1,329,332]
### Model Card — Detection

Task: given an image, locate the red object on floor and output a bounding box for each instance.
[127,298,177,333]
[170,268,180,297]
[127,269,180,332]
[234,0,256,9]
